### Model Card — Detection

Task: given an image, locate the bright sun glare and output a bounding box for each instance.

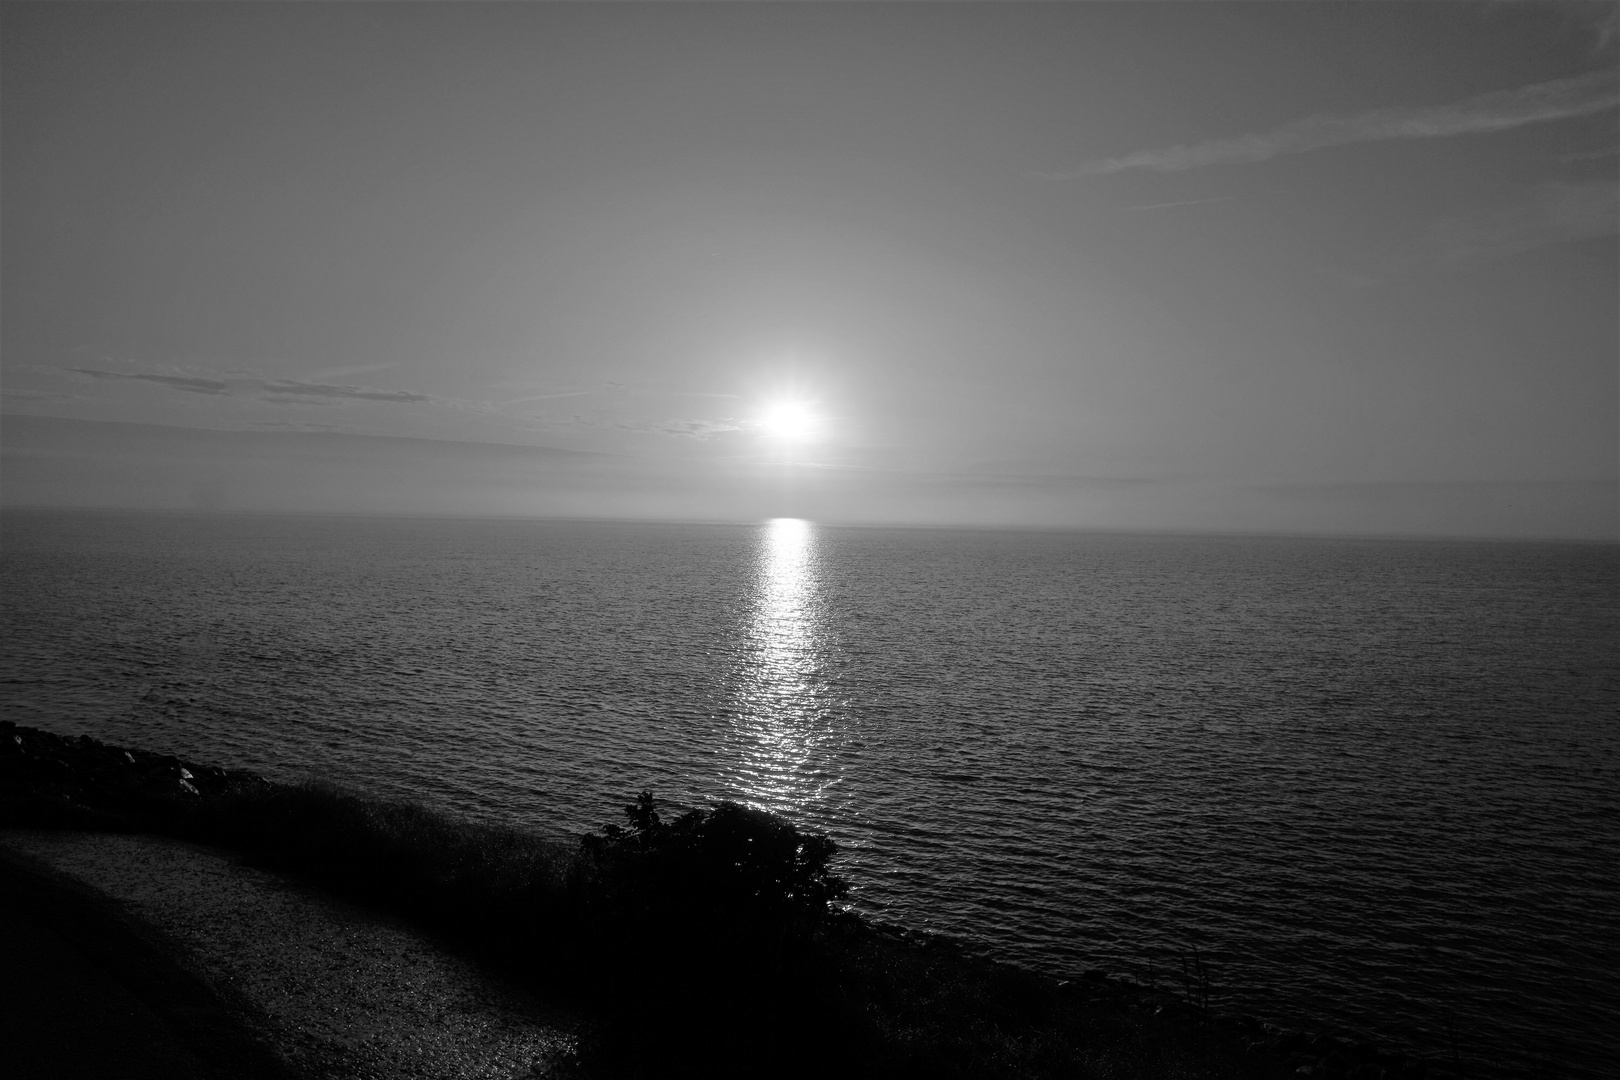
[758,400,818,441]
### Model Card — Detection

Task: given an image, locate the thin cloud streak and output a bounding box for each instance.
[500,391,595,405]
[1050,69,1620,177]
[250,420,342,431]
[70,368,232,395]
[620,417,743,439]
[259,380,432,403]
[61,365,439,406]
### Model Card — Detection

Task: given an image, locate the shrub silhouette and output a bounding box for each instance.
[568,793,858,1077]
[580,791,847,956]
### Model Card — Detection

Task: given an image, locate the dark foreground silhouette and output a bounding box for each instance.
[0,845,299,1080]
[2,721,1432,1079]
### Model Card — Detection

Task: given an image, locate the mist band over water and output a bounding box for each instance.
[2,509,1616,1079]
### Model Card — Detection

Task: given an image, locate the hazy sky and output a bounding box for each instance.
[4,3,1616,537]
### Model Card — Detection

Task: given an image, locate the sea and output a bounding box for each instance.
[2,508,1616,1077]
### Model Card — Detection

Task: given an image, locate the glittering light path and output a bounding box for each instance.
[728,518,839,817]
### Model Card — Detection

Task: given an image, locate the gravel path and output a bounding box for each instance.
[2,830,577,1080]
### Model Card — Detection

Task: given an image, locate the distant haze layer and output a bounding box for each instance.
[4,415,1613,540]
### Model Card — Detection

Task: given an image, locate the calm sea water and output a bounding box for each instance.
[3,509,1616,1077]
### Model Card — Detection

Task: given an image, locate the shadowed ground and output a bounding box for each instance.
[0,833,575,1080]
[0,845,296,1080]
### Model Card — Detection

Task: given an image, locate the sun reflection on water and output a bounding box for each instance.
[729,517,838,817]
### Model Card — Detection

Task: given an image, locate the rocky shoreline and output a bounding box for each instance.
[3,720,1443,1080]
[2,721,265,816]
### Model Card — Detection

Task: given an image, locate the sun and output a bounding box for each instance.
[758,399,819,441]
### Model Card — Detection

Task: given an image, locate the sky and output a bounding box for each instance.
[3,2,1616,538]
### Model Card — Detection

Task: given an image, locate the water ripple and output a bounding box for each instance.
[2,510,1616,1078]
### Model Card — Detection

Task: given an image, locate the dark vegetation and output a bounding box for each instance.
[3,721,1430,1079]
